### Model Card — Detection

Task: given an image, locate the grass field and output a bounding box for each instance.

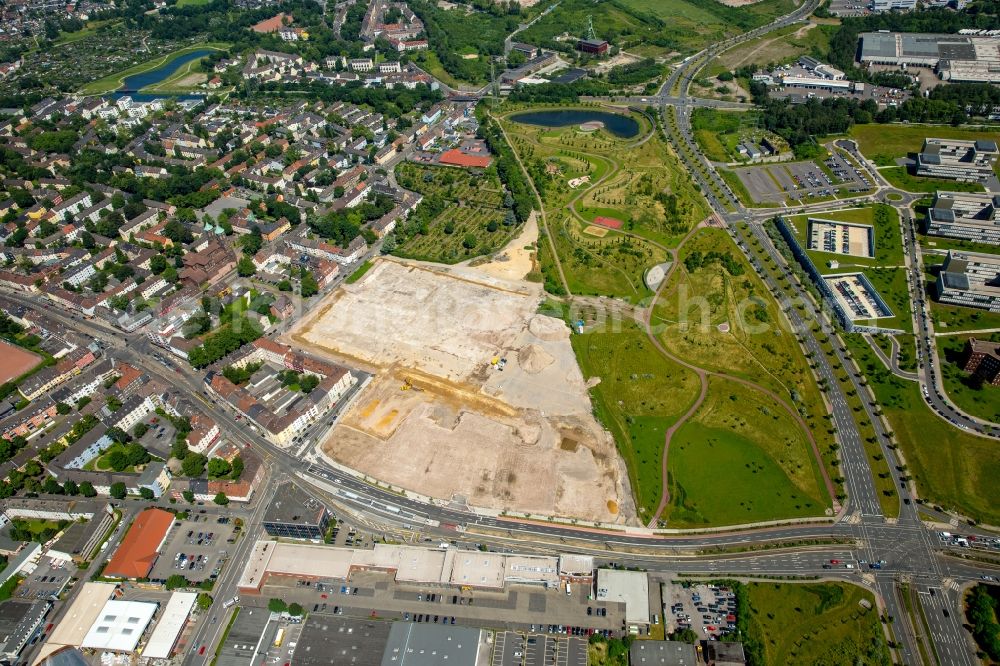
[567,313,700,520]
[937,333,1000,423]
[177,0,213,6]
[690,109,786,164]
[880,166,986,194]
[80,43,228,94]
[52,19,117,46]
[846,332,1000,524]
[850,124,1000,166]
[709,22,833,74]
[345,260,374,284]
[391,162,517,264]
[745,582,889,666]
[666,377,829,526]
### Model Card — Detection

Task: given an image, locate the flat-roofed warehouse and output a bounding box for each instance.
[595,569,651,626]
[381,623,488,666]
[916,138,999,182]
[935,249,1000,311]
[926,191,1000,244]
[859,32,1000,83]
[237,541,564,593]
[32,582,118,665]
[141,592,197,660]
[80,599,158,653]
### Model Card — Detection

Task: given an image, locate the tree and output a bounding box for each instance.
[287,602,304,616]
[109,482,127,499]
[182,490,195,503]
[277,280,292,292]
[300,270,318,297]
[462,234,477,250]
[150,255,168,275]
[55,402,71,415]
[237,256,256,277]
[125,442,150,467]
[182,453,207,477]
[42,477,64,495]
[165,574,188,591]
[197,593,213,610]
[107,449,128,472]
[207,458,232,479]
[79,481,96,497]
[133,423,149,439]
[268,598,287,613]
[230,456,244,480]
[213,492,229,506]
[64,480,79,496]
[139,487,155,500]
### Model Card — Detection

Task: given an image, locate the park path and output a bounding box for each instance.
[494,109,839,528]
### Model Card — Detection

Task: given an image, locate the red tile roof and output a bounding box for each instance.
[104,508,174,579]
[438,149,492,169]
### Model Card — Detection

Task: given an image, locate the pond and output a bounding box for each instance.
[111,48,215,100]
[509,109,640,138]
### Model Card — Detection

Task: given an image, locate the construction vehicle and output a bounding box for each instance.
[401,378,424,392]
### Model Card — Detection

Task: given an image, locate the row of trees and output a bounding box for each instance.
[477,113,534,225]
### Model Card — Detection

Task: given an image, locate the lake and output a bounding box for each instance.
[509,109,640,138]
[111,48,214,100]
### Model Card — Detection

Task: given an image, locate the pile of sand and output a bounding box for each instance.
[518,343,554,374]
[528,315,568,341]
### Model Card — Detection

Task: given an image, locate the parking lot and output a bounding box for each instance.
[148,516,236,583]
[493,631,587,666]
[827,0,868,16]
[17,555,72,601]
[664,582,738,641]
[735,157,871,205]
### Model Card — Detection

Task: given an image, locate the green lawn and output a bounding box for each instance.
[880,166,986,194]
[345,260,374,284]
[567,314,701,521]
[846,333,1000,524]
[937,333,1000,423]
[177,0,213,6]
[80,43,228,94]
[666,378,830,527]
[745,582,889,666]
[52,19,118,46]
[850,124,1000,165]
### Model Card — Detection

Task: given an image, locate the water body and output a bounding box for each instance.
[110,48,214,101]
[509,109,640,138]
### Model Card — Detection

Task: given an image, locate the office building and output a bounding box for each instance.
[917,138,998,182]
[935,249,1000,312]
[926,191,1000,244]
[962,337,1000,385]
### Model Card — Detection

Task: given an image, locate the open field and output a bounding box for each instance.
[690,109,787,164]
[745,582,888,666]
[80,43,228,94]
[849,124,1000,166]
[708,22,832,74]
[651,228,839,510]
[666,377,829,526]
[0,339,42,385]
[141,55,209,94]
[567,308,700,521]
[287,258,632,523]
[879,166,985,194]
[846,333,1000,525]
[393,162,516,264]
[937,333,1000,424]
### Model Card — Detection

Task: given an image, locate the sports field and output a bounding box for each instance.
[0,340,42,385]
[744,582,889,666]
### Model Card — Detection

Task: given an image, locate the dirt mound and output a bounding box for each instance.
[528,315,568,341]
[518,343,555,374]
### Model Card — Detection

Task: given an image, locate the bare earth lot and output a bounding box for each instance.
[0,339,42,385]
[287,258,632,524]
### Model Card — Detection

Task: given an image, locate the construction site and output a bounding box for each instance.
[285,258,633,524]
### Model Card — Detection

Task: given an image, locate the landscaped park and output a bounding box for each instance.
[501,104,840,528]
